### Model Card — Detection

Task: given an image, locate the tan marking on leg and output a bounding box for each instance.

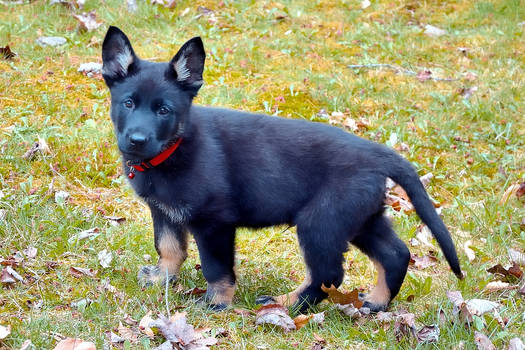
[274,271,312,307]
[157,226,188,277]
[207,277,236,305]
[365,259,390,305]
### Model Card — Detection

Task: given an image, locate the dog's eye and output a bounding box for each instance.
[158,106,170,115]
[123,99,134,109]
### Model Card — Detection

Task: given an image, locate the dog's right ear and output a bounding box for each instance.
[102,26,137,86]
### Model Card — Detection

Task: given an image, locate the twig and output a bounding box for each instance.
[348,63,457,82]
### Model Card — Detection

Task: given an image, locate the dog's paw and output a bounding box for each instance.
[361,300,388,313]
[255,295,277,305]
[137,265,176,287]
[208,303,229,312]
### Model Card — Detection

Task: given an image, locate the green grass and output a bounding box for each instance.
[1,0,524,348]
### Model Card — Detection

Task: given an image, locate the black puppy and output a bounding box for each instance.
[101,26,463,312]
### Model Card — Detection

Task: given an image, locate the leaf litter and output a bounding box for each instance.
[150,312,218,349]
[255,304,296,332]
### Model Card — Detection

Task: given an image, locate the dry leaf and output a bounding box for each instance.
[321,284,363,308]
[416,324,439,343]
[487,263,522,280]
[459,86,478,100]
[474,331,495,350]
[73,11,102,32]
[68,228,100,243]
[53,338,96,350]
[103,215,126,225]
[22,246,37,259]
[23,137,50,159]
[97,249,112,268]
[78,62,102,78]
[1,266,23,284]
[255,304,296,332]
[394,312,417,341]
[0,324,11,339]
[508,338,525,350]
[126,0,137,12]
[419,173,434,188]
[69,266,97,278]
[107,332,124,344]
[36,36,67,47]
[118,321,137,343]
[508,248,525,266]
[415,225,434,247]
[184,287,207,296]
[0,45,16,59]
[19,339,32,350]
[484,281,519,292]
[409,253,438,270]
[293,312,324,330]
[233,308,253,316]
[417,70,432,82]
[361,0,370,9]
[424,24,447,37]
[500,184,520,204]
[335,303,362,319]
[150,313,217,348]
[464,240,475,262]
[139,311,155,338]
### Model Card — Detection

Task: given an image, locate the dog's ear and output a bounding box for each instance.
[102,26,137,86]
[169,37,205,95]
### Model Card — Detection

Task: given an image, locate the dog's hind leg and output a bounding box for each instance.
[192,223,236,311]
[138,206,188,287]
[351,213,410,312]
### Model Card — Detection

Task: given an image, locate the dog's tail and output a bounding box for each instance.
[387,155,463,279]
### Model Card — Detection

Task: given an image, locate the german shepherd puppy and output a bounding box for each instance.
[101,26,463,312]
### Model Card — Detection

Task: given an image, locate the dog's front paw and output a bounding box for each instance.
[137,265,177,287]
[361,300,388,313]
[255,295,277,305]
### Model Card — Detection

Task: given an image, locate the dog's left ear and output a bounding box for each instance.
[169,37,205,96]
[102,26,137,86]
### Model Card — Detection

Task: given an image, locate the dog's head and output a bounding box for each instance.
[101,26,205,160]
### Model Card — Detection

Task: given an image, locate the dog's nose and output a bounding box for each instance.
[129,133,148,146]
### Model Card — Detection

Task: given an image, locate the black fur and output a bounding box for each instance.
[102,26,463,312]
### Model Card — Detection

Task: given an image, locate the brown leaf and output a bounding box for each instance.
[69,266,97,278]
[416,324,439,343]
[255,304,296,332]
[118,321,138,343]
[394,312,417,341]
[53,338,96,350]
[335,303,362,319]
[73,11,102,32]
[321,284,363,308]
[516,182,525,199]
[184,287,207,296]
[474,331,495,350]
[150,313,216,348]
[0,45,16,59]
[487,263,522,280]
[292,312,324,330]
[23,137,50,159]
[409,253,438,270]
[483,281,518,292]
[139,311,155,338]
[233,308,253,316]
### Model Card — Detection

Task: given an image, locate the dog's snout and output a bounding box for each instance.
[129,133,148,147]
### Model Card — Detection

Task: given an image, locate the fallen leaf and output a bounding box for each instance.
[118,321,137,343]
[419,173,434,188]
[97,249,112,268]
[484,281,519,292]
[53,338,96,350]
[409,253,438,270]
[459,86,478,100]
[150,313,217,348]
[107,331,124,344]
[139,311,155,338]
[417,70,432,82]
[376,311,394,323]
[415,225,434,247]
[0,324,11,339]
[36,36,67,47]
[321,284,363,308]
[361,0,370,9]
[334,303,362,319]
[487,263,522,280]
[394,312,417,341]
[293,312,324,330]
[233,308,253,316]
[508,248,525,266]
[23,137,50,159]
[464,240,475,262]
[1,266,23,284]
[416,324,439,343]
[516,182,525,199]
[22,246,37,259]
[508,338,525,350]
[424,24,447,37]
[474,331,495,350]
[73,11,102,32]
[54,190,70,204]
[126,0,137,12]
[19,339,33,350]
[0,45,16,59]
[501,184,521,204]
[68,228,100,243]
[78,62,102,78]
[69,266,97,278]
[255,304,296,332]
[184,287,207,296]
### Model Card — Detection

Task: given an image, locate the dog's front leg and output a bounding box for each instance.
[138,206,188,287]
[192,223,236,311]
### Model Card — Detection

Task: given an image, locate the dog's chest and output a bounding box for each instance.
[145,197,190,225]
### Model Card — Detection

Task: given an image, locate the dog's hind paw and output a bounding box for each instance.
[137,265,177,287]
[361,300,388,313]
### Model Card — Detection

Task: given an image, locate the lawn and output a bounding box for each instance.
[0,0,524,349]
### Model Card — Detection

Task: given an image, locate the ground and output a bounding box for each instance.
[0,0,524,349]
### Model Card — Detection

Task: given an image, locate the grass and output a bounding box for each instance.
[1,0,524,348]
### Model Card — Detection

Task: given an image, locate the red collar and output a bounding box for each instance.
[127,138,183,179]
